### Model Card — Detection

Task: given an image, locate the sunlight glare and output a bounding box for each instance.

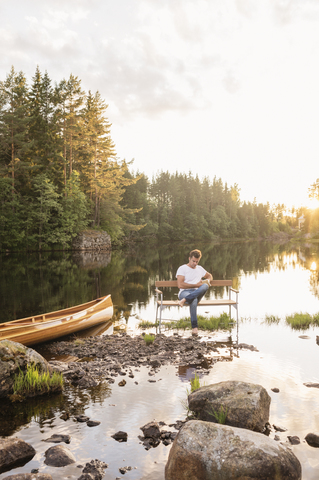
[310,261,317,271]
[304,197,319,210]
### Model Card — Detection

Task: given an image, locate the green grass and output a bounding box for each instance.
[208,405,228,424]
[157,313,233,332]
[182,373,203,417]
[190,373,201,393]
[143,333,155,345]
[138,313,233,332]
[285,312,315,330]
[12,365,64,399]
[138,320,159,329]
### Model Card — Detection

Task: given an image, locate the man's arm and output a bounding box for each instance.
[177,275,203,289]
[203,271,213,282]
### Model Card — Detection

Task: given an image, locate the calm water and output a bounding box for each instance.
[1,240,319,479]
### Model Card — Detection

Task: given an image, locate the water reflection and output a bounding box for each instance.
[2,241,319,325]
[0,381,112,438]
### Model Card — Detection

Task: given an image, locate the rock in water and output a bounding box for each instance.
[165,420,301,480]
[0,437,36,473]
[188,380,271,432]
[44,445,76,467]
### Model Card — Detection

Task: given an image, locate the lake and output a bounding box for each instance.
[1,240,319,479]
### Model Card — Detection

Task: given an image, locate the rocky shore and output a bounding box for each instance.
[47,332,229,388]
[0,334,312,479]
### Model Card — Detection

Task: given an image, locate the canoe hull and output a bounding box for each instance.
[0,295,113,346]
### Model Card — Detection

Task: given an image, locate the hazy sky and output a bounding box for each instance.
[1,0,319,208]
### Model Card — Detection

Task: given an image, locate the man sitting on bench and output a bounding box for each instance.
[176,249,213,336]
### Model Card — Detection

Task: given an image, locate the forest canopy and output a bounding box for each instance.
[0,67,316,251]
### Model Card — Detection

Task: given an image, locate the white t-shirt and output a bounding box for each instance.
[176,264,207,291]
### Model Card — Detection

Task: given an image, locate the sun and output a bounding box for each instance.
[304,197,319,210]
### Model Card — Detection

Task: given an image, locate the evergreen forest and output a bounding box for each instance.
[0,67,318,251]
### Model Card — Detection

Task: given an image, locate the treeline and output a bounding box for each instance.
[122,171,299,243]
[0,67,311,251]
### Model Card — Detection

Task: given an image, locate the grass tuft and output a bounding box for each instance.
[143,333,155,345]
[182,373,203,418]
[12,364,64,400]
[138,320,159,329]
[286,312,314,330]
[208,405,228,424]
[158,313,233,332]
[264,314,281,325]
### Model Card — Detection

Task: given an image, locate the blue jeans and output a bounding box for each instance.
[178,284,209,329]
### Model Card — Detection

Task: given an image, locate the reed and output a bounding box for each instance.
[264,314,281,324]
[285,312,313,330]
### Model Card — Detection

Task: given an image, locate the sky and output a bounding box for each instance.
[1,0,319,209]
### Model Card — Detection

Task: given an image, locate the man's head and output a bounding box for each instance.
[188,249,202,269]
[189,249,202,260]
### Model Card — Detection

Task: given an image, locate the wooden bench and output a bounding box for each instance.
[155,280,239,329]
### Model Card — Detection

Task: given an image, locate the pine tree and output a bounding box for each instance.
[0,67,30,194]
[79,90,116,225]
[28,67,59,180]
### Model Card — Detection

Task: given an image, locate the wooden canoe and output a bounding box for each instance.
[0,295,113,346]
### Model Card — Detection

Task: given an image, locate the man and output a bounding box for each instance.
[176,249,213,336]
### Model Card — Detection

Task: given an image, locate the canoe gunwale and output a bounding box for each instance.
[0,295,113,346]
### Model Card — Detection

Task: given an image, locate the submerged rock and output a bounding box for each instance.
[42,434,71,444]
[165,420,302,480]
[188,380,271,432]
[44,445,76,467]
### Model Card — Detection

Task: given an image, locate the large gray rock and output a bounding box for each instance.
[44,445,76,467]
[165,420,301,480]
[188,380,271,432]
[0,340,51,398]
[0,437,36,474]
[72,230,111,252]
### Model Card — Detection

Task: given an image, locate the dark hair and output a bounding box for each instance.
[189,249,202,259]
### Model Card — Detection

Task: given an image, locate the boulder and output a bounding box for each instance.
[0,340,51,398]
[0,437,36,474]
[44,445,76,467]
[188,380,271,432]
[165,420,301,480]
[72,230,111,252]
